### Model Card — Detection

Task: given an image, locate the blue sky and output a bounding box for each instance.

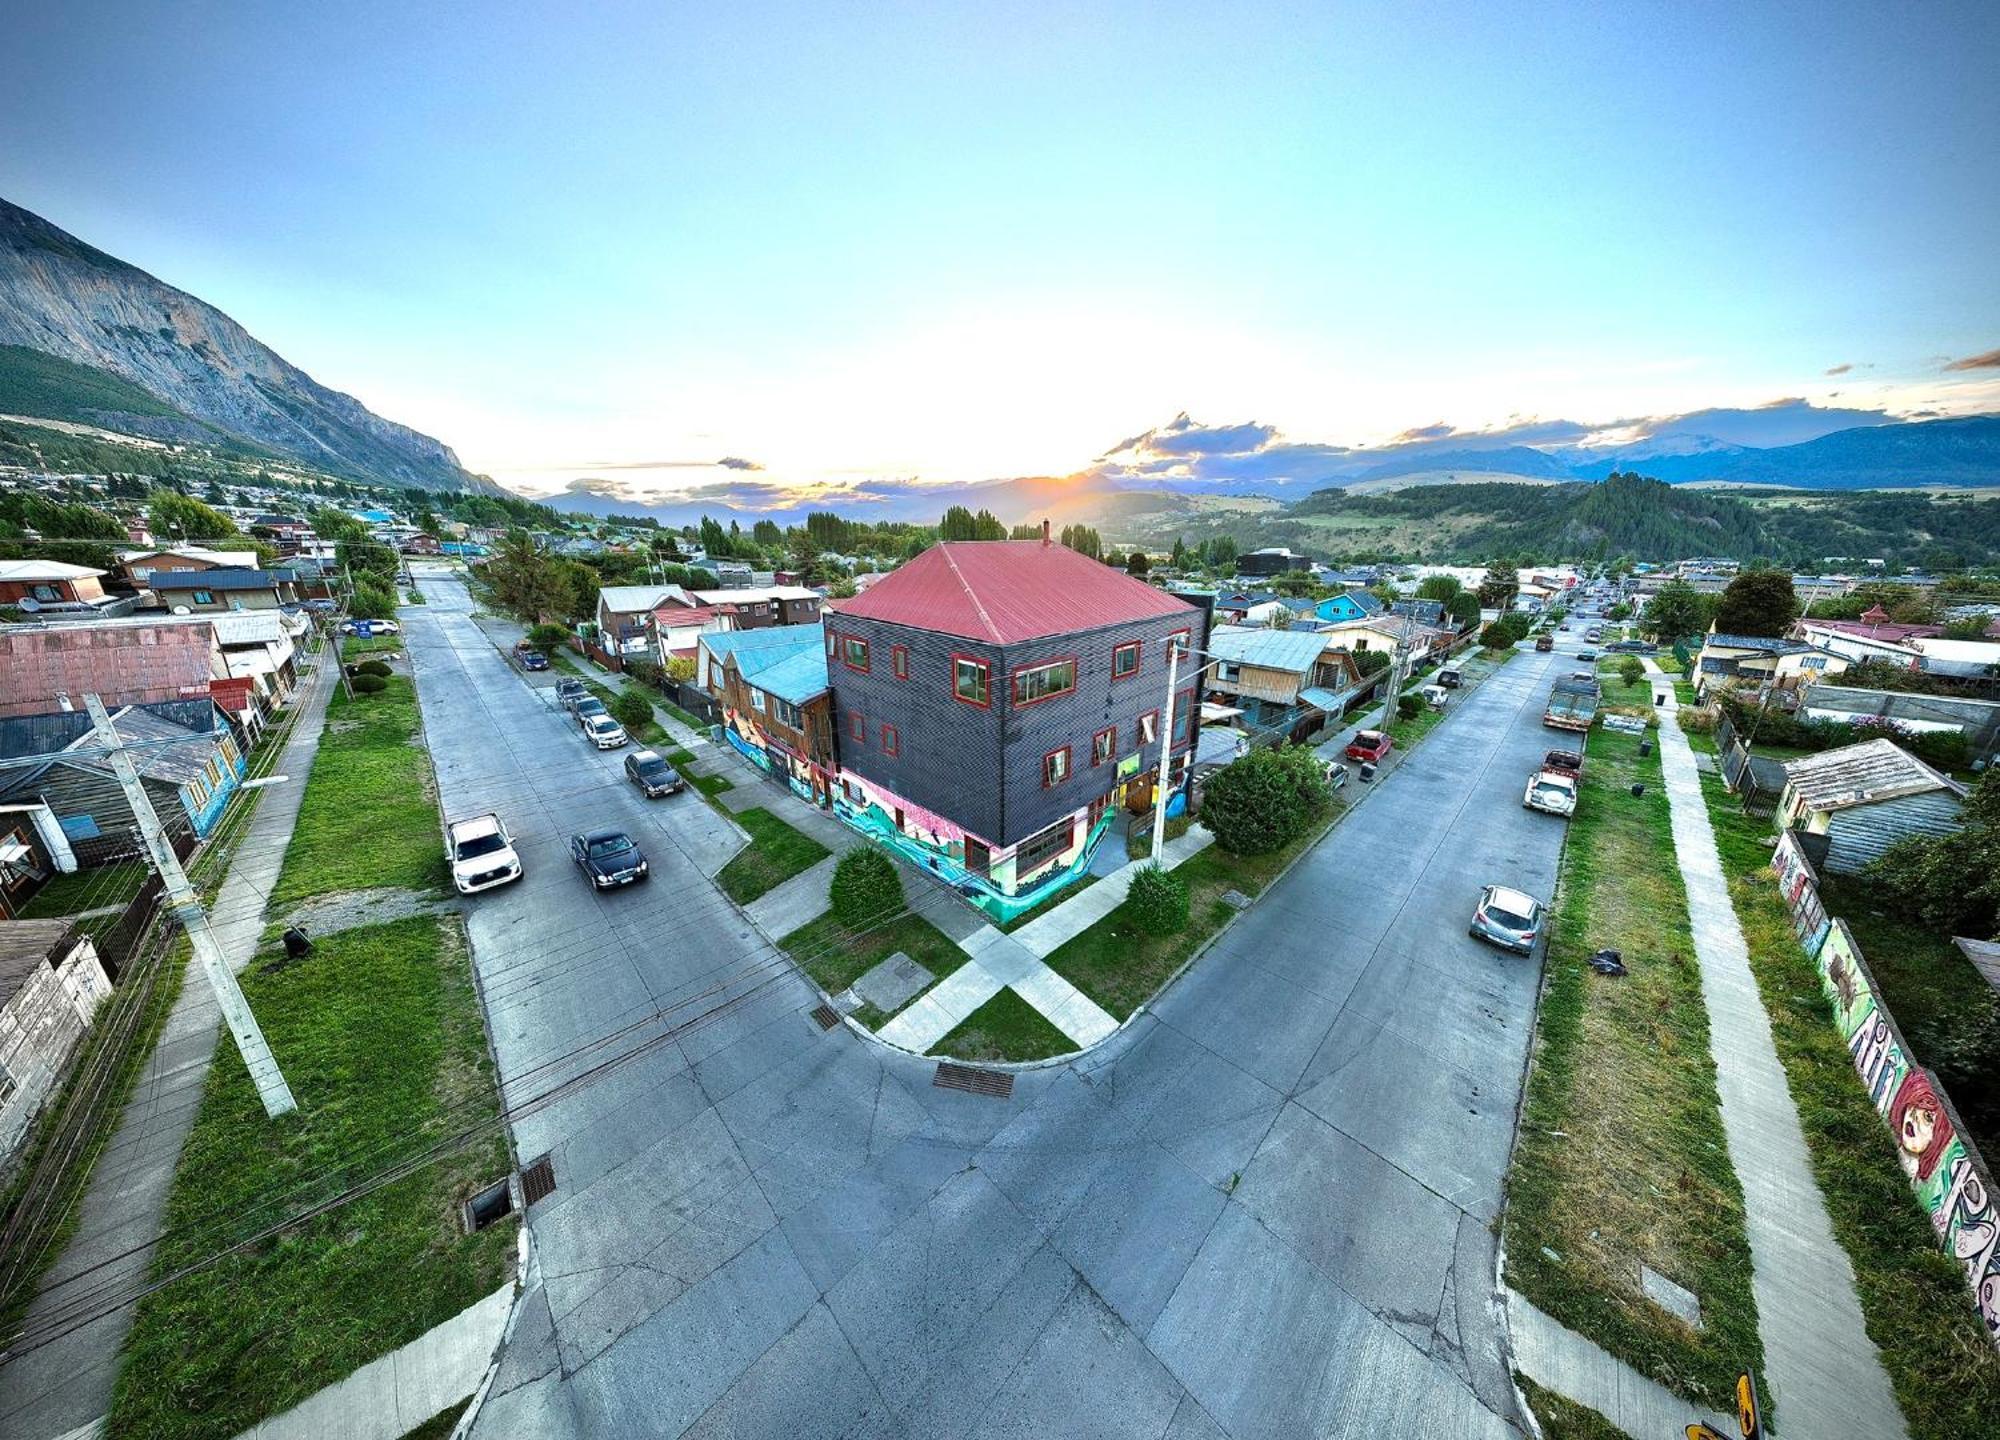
[3,1,1996,502]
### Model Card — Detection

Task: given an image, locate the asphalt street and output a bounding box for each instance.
[403,571,1580,1439]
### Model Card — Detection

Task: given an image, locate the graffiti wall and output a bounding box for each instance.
[1771,830,1831,954]
[1806,914,2000,1346]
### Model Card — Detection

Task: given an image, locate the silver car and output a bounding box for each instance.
[1470,884,1544,954]
[581,713,628,750]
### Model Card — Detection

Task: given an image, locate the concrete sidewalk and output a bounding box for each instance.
[1646,664,1908,1440]
[0,654,340,1440]
[1509,1291,1738,1440]
[1009,825,1212,958]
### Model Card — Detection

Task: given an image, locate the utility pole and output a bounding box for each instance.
[84,695,297,1117]
[1151,638,1184,862]
[1376,609,1414,733]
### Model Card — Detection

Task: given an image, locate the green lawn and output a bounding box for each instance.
[928,988,1075,1064]
[269,677,444,907]
[664,745,697,767]
[1504,727,1763,1413]
[340,634,403,658]
[1697,774,2000,1439]
[108,918,513,1440]
[19,862,149,918]
[1043,809,1338,1022]
[1515,1375,1625,1440]
[781,911,969,1029]
[715,808,831,904]
[692,772,733,797]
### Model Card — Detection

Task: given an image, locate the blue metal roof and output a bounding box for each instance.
[704,622,830,703]
[1207,625,1329,673]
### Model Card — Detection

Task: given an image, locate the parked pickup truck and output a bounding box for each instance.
[1542,748,1583,779]
[1543,674,1600,732]
[447,813,523,894]
[1523,767,1579,817]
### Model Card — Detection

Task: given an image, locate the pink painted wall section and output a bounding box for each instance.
[1777,839,2000,1345]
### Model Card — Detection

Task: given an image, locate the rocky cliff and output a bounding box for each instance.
[0,197,493,492]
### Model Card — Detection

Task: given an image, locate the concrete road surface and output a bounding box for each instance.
[404,573,1578,1439]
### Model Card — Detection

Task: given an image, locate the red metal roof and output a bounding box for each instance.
[835,541,1196,644]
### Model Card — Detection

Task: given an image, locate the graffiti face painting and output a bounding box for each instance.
[1889,1071,1951,1184]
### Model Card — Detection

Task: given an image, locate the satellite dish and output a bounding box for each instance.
[16,597,40,613]
[172,605,192,615]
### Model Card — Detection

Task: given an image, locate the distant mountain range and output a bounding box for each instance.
[0,197,493,492]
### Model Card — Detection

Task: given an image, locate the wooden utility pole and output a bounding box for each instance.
[84,695,296,1117]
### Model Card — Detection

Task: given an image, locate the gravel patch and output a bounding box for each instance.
[273,886,459,943]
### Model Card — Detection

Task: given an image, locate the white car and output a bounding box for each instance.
[446,813,523,894]
[339,619,401,635]
[581,713,629,749]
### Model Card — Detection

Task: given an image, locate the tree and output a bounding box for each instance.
[1868,770,2000,936]
[1059,524,1102,559]
[1713,570,1798,637]
[150,491,239,545]
[1415,575,1463,603]
[698,515,730,557]
[1617,656,1646,689]
[1446,592,1482,631]
[1125,550,1151,577]
[349,576,397,620]
[940,506,979,542]
[1199,747,1330,856]
[1641,579,1712,643]
[486,533,571,624]
[1475,564,1518,609]
[1170,537,1189,569]
[1480,621,1513,649]
[752,519,783,547]
[1127,864,1190,935]
[1201,536,1238,571]
[1352,648,1391,677]
[611,689,655,733]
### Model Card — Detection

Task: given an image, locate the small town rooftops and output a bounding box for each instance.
[1780,737,1967,813]
[1704,632,1811,654]
[0,559,104,582]
[0,918,78,1003]
[835,541,1194,644]
[1206,625,1332,674]
[702,623,829,704]
[150,567,292,590]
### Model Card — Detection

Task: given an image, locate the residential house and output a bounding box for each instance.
[0,618,223,719]
[210,610,306,706]
[0,560,112,609]
[149,567,299,613]
[1312,590,1383,625]
[1776,738,1967,875]
[639,585,825,667]
[0,699,246,858]
[1796,607,2000,681]
[1203,626,1361,743]
[0,920,114,1166]
[1694,630,1848,700]
[1236,547,1311,578]
[822,538,1206,922]
[0,805,75,920]
[115,547,258,589]
[699,625,836,803]
[400,533,442,556]
[1319,614,1452,667]
[1388,598,1447,629]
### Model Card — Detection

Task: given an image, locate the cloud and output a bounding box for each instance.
[551,456,766,471]
[1943,347,2000,371]
[716,456,764,470]
[1824,362,1852,375]
[1626,397,1892,448]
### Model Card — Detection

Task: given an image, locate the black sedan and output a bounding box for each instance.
[569,830,649,889]
[624,749,685,797]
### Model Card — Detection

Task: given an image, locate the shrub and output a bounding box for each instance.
[1397,694,1422,721]
[1617,656,1646,688]
[1127,864,1190,936]
[350,673,388,695]
[1200,746,1329,855]
[527,622,570,652]
[611,689,655,732]
[355,660,392,678]
[830,846,902,929]
[1480,621,1512,649]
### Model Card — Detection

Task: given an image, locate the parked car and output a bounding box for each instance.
[446,813,523,894]
[1542,748,1584,779]
[1577,649,1598,661]
[1321,759,1350,793]
[1470,884,1545,954]
[555,677,587,709]
[340,618,401,636]
[573,695,609,724]
[1420,684,1450,709]
[569,829,649,889]
[1534,634,1554,652]
[625,749,685,797]
[1523,769,1579,817]
[1436,667,1463,688]
[581,713,628,749]
[1345,730,1394,764]
[517,649,550,671]
[303,598,338,613]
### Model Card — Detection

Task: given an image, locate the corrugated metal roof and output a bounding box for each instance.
[834,541,1195,644]
[0,919,76,1003]
[1781,737,1967,813]
[151,568,286,590]
[1207,625,1329,674]
[1298,685,1360,711]
[753,650,831,705]
[0,560,103,582]
[600,584,691,615]
[1705,633,1809,654]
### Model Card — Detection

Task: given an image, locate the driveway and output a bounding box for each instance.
[405,578,1577,1439]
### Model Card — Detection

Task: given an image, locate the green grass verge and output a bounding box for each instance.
[340,635,403,657]
[927,987,1075,1064]
[1504,727,1763,1412]
[19,862,148,918]
[715,808,831,904]
[1514,1374,1625,1440]
[781,911,970,1029]
[999,872,1099,932]
[692,772,733,797]
[269,676,445,908]
[404,588,426,605]
[1696,772,2000,1439]
[398,1401,470,1440]
[664,746,697,767]
[107,917,513,1440]
[1043,809,1337,1022]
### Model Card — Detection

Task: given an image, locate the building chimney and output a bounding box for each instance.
[1042,518,1051,547]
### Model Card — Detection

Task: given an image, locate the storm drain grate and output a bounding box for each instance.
[933,1063,1014,1099]
[811,1003,841,1031]
[519,1153,557,1207]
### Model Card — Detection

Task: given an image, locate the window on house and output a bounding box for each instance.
[841,636,870,672]
[1112,640,1141,679]
[892,645,909,680]
[772,697,803,729]
[750,687,766,712]
[880,723,899,756]
[1165,627,1191,656]
[842,779,864,805]
[952,655,991,707]
[1176,688,1195,743]
[1092,726,1116,766]
[849,710,865,743]
[1138,710,1159,746]
[1042,745,1072,787]
[1011,658,1077,707]
[1214,661,1238,682]
[1014,817,1074,875]
[193,590,215,606]
[826,628,837,656]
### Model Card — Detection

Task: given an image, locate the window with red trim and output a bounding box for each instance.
[1137,710,1159,746]
[1042,745,1072,788]
[1176,688,1195,744]
[891,644,909,680]
[840,635,870,673]
[849,709,865,743]
[1112,640,1141,680]
[1164,627,1191,658]
[1010,657,1077,707]
[1091,725,1116,766]
[880,723,899,756]
[951,654,991,707]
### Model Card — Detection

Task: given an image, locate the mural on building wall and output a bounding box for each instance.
[722,712,774,773]
[829,767,1108,922]
[1771,830,1831,953]
[1809,918,2000,1345]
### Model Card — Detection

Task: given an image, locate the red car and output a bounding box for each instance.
[1345,730,1394,764]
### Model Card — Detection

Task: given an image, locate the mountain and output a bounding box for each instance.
[1602,414,2000,489]
[0,197,493,492]
[1351,445,1576,483]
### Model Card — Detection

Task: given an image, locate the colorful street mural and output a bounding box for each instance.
[1776,848,2000,1344]
[829,768,1111,923]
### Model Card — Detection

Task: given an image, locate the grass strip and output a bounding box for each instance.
[780,910,969,1030]
[269,676,445,908]
[928,988,1075,1064]
[1696,772,2000,1439]
[1514,1374,1626,1440]
[692,772,733,797]
[108,917,513,1440]
[715,808,830,904]
[1503,726,1763,1412]
[1043,808,1338,1022]
[340,634,403,657]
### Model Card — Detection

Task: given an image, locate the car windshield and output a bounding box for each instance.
[635,758,669,777]
[455,833,507,859]
[588,836,634,859]
[1486,901,1534,930]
